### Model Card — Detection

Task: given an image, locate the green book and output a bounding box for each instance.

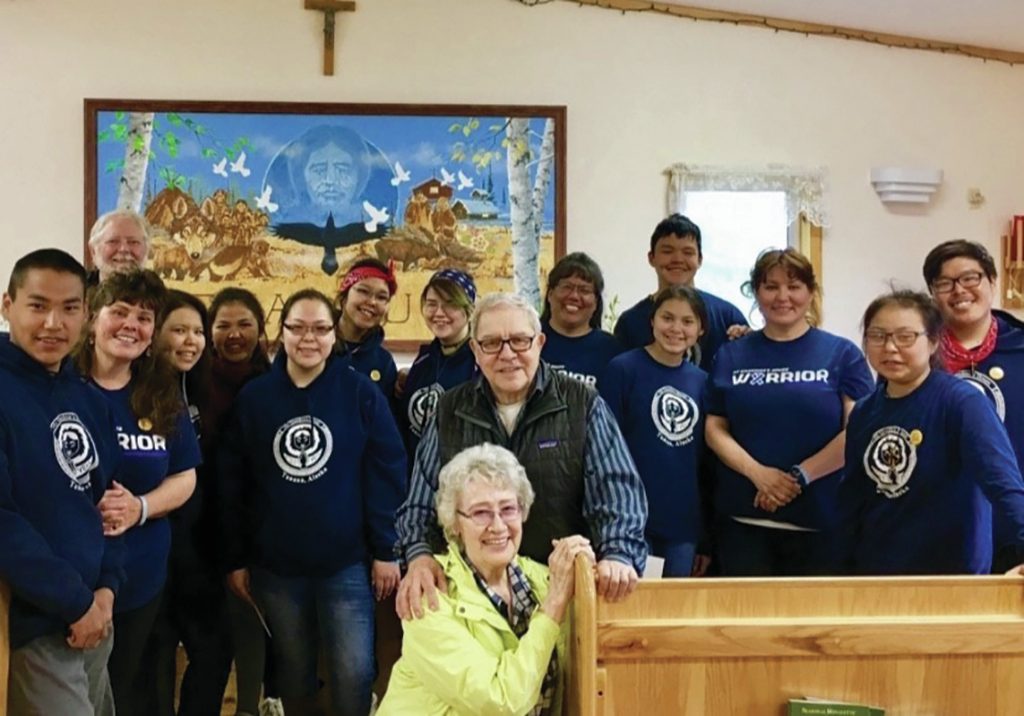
[788,697,885,716]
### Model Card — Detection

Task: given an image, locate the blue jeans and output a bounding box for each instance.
[251,562,375,716]
[647,537,696,577]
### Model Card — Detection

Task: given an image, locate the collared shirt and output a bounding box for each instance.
[469,556,556,716]
[395,364,648,573]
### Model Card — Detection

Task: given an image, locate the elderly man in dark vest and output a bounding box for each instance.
[395,292,648,619]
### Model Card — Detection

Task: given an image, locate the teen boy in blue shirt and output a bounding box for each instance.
[1,249,123,715]
[614,214,747,370]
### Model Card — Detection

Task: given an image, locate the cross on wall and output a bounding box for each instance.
[305,0,357,76]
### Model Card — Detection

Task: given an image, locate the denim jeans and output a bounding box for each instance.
[251,562,375,716]
[647,537,696,577]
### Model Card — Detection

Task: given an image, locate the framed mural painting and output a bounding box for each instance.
[84,99,566,349]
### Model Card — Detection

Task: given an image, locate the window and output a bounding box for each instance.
[682,190,791,327]
[666,164,827,325]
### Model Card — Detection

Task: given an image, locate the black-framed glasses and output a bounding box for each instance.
[282,323,335,338]
[864,329,927,348]
[456,504,522,526]
[931,271,985,294]
[475,335,536,354]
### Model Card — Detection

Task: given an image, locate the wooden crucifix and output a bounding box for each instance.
[305,0,356,76]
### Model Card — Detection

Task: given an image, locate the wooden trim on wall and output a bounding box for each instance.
[553,0,1024,66]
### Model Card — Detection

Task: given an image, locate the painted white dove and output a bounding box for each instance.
[212,158,228,178]
[363,200,390,233]
[457,170,474,191]
[440,167,456,186]
[390,161,411,187]
[230,151,251,178]
[256,185,279,213]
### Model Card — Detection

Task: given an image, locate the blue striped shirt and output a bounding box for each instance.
[395,367,648,572]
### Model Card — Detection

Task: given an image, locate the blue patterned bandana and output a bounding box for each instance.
[431,268,477,303]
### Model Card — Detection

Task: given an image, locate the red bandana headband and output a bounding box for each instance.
[339,261,397,297]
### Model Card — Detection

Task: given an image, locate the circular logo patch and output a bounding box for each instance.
[51,412,99,492]
[650,386,700,447]
[273,416,333,482]
[408,383,444,437]
[863,425,917,499]
[957,368,1006,422]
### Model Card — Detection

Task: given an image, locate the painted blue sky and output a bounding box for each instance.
[95,111,556,225]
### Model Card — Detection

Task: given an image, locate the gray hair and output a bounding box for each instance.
[469,292,541,340]
[436,443,535,543]
[88,210,152,248]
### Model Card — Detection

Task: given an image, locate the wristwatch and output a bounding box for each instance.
[789,464,810,488]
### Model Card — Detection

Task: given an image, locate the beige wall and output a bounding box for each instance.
[3,0,1023,338]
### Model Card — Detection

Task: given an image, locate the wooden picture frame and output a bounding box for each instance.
[84,99,566,350]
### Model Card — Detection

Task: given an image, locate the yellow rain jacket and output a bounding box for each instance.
[378,546,568,716]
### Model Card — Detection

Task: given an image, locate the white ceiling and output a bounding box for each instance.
[658,0,1024,52]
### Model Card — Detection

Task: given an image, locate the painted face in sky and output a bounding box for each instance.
[304,142,359,218]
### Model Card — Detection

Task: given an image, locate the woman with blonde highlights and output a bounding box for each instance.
[705,248,873,576]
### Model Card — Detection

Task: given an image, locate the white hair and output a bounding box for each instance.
[88,210,152,247]
[469,292,541,339]
[435,443,535,543]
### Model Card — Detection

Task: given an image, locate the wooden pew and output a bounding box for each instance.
[568,559,1024,715]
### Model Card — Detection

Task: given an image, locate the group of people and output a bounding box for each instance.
[4,207,1024,716]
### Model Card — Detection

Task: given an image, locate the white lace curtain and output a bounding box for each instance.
[666,164,829,228]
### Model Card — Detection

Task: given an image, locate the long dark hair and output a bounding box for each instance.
[209,287,270,371]
[157,290,212,409]
[75,269,182,436]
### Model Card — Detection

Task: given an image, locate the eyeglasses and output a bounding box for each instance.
[553,281,595,298]
[864,329,927,347]
[282,323,335,338]
[475,335,536,354]
[931,271,985,294]
[457,504,522,526]
[422,299,462,316]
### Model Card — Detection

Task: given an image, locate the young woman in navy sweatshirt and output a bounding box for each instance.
[74,269,201,716]
[705,248,874,576]
[600,286,709,577]
[143,289,234,716]
[335,257,399,397]
[397,268,478,463]
[839,289,1024,574]
[219,288,407,716]
[540,252,623,387]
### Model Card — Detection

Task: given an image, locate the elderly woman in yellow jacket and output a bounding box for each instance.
[378,443,594,716]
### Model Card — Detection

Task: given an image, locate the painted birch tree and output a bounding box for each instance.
[115,112,155,212]
[505,117,555,306]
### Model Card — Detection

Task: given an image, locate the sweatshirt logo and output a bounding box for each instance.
[408,383,444,437]
[51,412,100,492]
[273,416,333,483]
[732,368,829,386]
[651,386,699,447]
[956,369,1006,422]
[863,425,917,499]
[548,364,597,387]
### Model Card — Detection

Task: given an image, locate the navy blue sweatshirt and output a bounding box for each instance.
[219,352,407,576]
[613,290,747,371]
[600,348,707,545]
[541,322,623,388]
[0,335,125,648]
[706,328,874,529]
[337,326,398,398]
[396,338,477,464]
[840,370,1024,574]
[957,311,1024,555]
[91,383,201,612]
